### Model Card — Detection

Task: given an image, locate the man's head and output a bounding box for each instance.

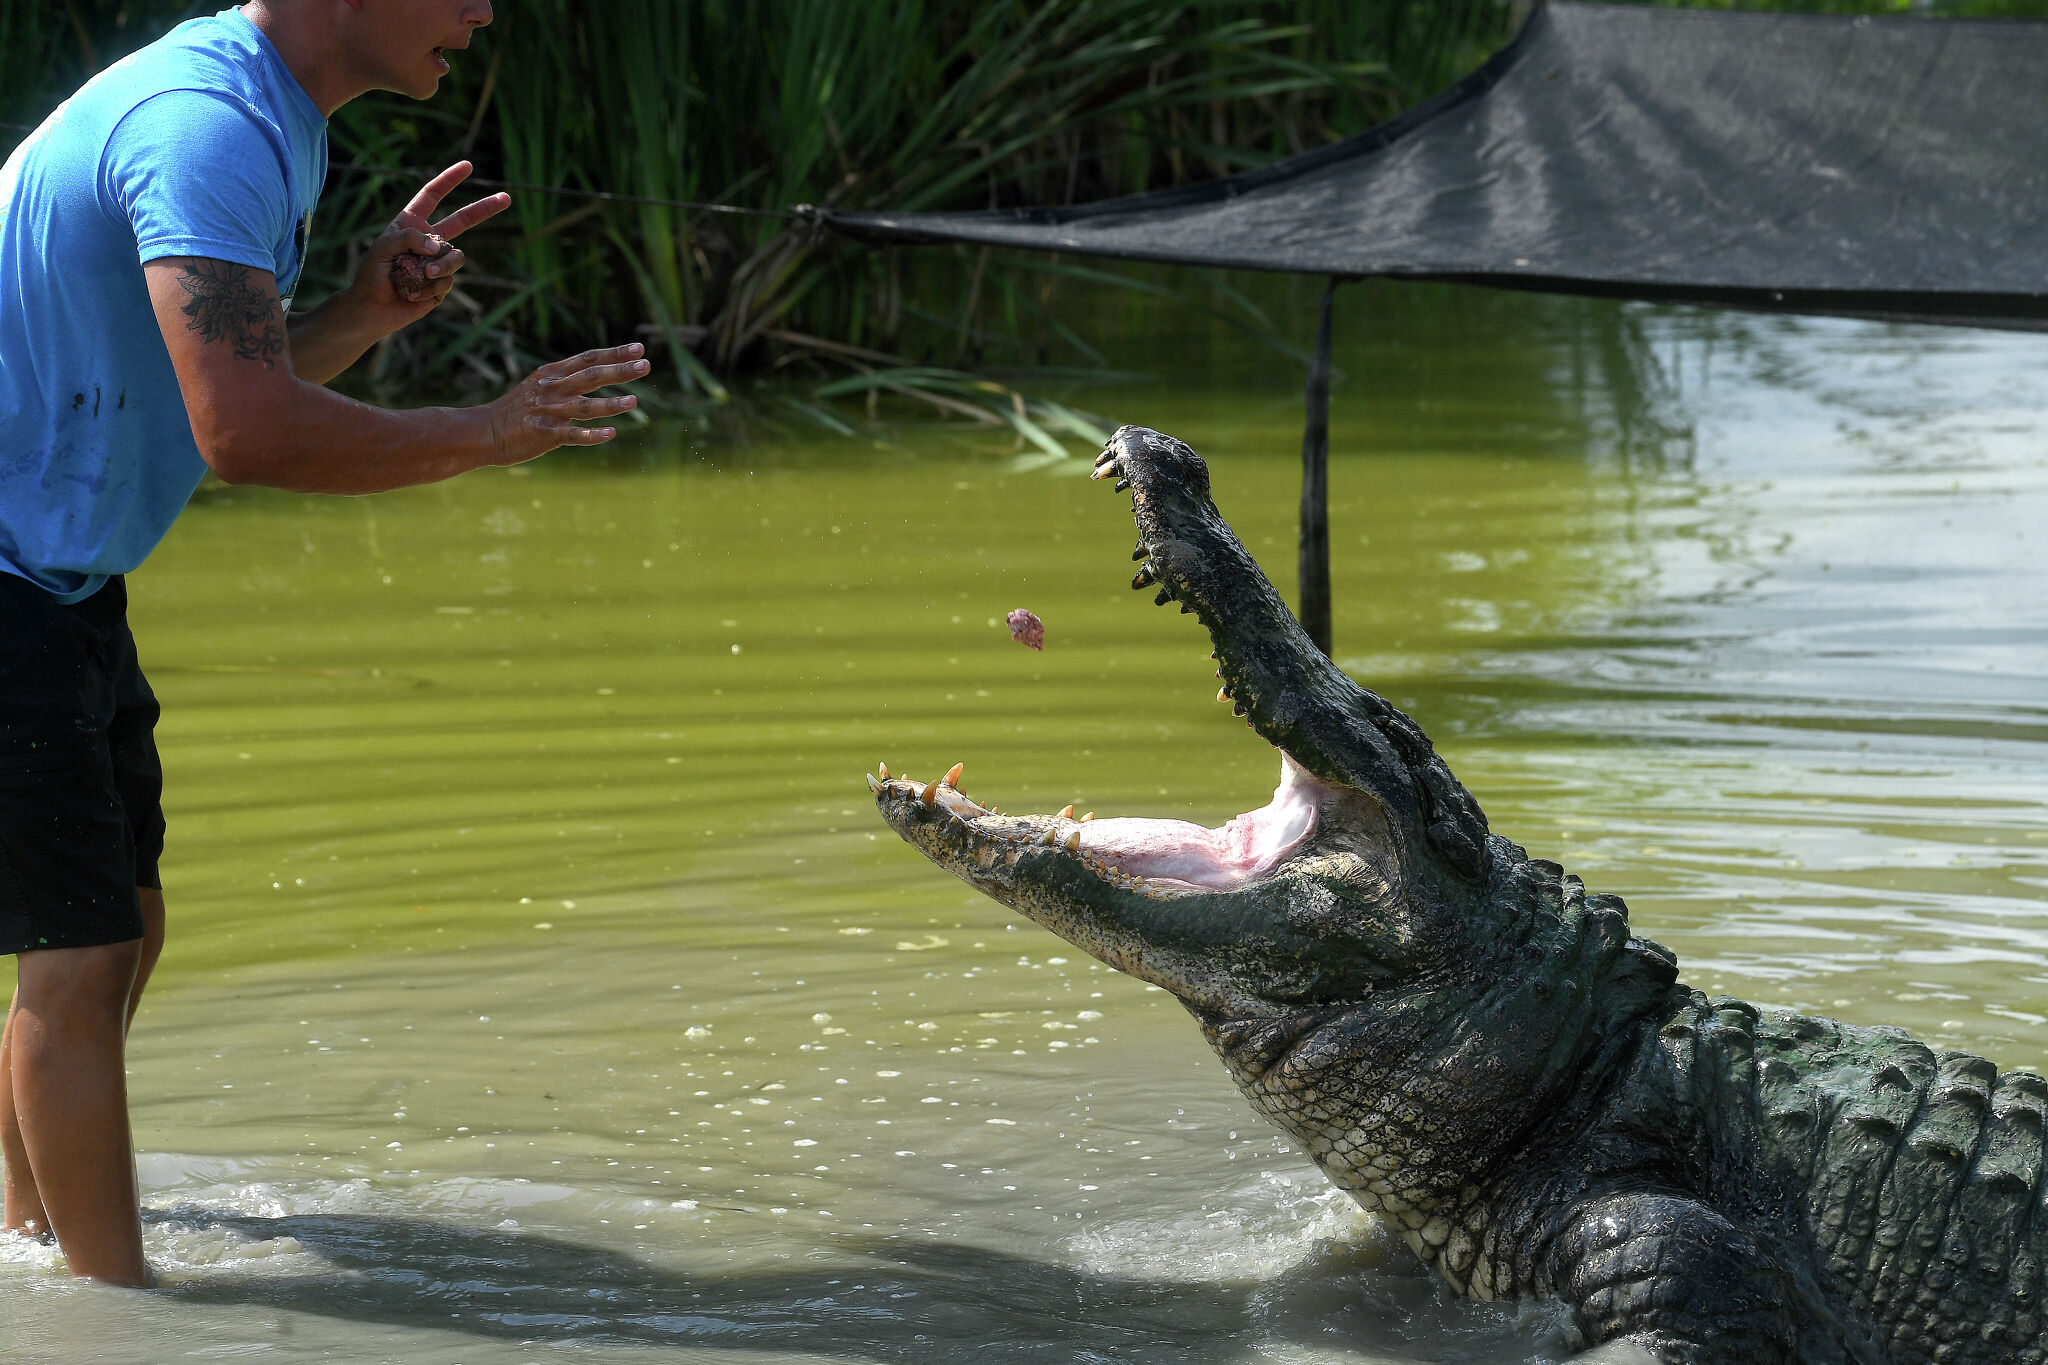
[245,1,492,111]
[338,0,492,100]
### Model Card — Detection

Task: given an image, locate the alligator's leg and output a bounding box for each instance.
[1546,1191,1799,1364]
[1092,426,1491,881]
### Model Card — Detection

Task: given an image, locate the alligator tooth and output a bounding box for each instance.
[866,773,882,794]
[1131,544,1148,562]
[1153,588,1173,607]
[1233,702,1247,717]
[1041,828,1059,846]
[1080,812,1095,822]
[1063,829,1081,852]
[1131,566,1155,590]
[1217,686,1232,704]
[1114,477,1132,493]
[1179,603,1193,614]
[1056,804,1075,820]
[878,760,890,780]
[943,762,964,788]
[920,778,940,806]
[1090,453,1121,480]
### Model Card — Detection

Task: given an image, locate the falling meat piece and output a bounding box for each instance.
[1006,608,1044,650]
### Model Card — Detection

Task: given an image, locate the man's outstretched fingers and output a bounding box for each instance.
[555,356,653,395]
[430,192,511,242]
[541,392,639,421]
[537,343,647,384]
[401,160,472,218]
[397,162,510,244]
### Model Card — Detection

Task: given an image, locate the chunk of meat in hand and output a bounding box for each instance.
[390,251,434,303]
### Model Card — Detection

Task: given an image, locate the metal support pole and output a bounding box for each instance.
[1298,277,1337,658]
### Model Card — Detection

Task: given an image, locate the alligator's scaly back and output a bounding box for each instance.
[871,426,2047,1365]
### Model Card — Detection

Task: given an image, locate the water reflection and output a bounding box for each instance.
[149,1208,1568,1363]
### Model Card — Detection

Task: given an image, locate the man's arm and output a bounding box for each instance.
[146,255,645,493]
[284,286,395,387]
[286,162,511,387]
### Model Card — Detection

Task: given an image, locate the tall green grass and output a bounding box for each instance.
[5,0,2043,416]
[2,1,1518,407]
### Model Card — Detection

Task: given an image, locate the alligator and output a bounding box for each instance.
[869,426,2048,1365]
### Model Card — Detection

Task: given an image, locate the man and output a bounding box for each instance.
[0,1,645,1285]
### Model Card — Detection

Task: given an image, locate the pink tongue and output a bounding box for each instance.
[1077,766,1318,890]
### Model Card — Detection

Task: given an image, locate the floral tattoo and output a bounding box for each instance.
[172,260,285,370]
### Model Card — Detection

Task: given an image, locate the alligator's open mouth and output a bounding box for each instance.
[867,751,1330,897]
[868,424,1376,904]
[870,424,1491,1015]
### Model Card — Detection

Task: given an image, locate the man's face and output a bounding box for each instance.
[349,0,494,101]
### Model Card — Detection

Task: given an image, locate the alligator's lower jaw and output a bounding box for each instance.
[869,754,1327,896]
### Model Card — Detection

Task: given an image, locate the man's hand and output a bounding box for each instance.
[486,344,651,465]
[288,161,512,384]
[346,160,510,331]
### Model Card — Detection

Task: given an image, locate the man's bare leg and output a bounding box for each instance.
[3,888,161,1254]
[1,987,52,1239]
[129,888,164,1029]
[2,888,156,1285]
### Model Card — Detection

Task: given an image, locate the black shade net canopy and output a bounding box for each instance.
[818,1,2048,331]
[809,1,2048,653]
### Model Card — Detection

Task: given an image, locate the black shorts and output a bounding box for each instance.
[0,571,162,954]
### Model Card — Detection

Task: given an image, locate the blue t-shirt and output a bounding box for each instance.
[0,8,327,603]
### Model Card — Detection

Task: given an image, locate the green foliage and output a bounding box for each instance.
[0,0,1521,404]
[5,0,2044,416]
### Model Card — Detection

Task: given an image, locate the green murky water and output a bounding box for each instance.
[6,286,2047,1362]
